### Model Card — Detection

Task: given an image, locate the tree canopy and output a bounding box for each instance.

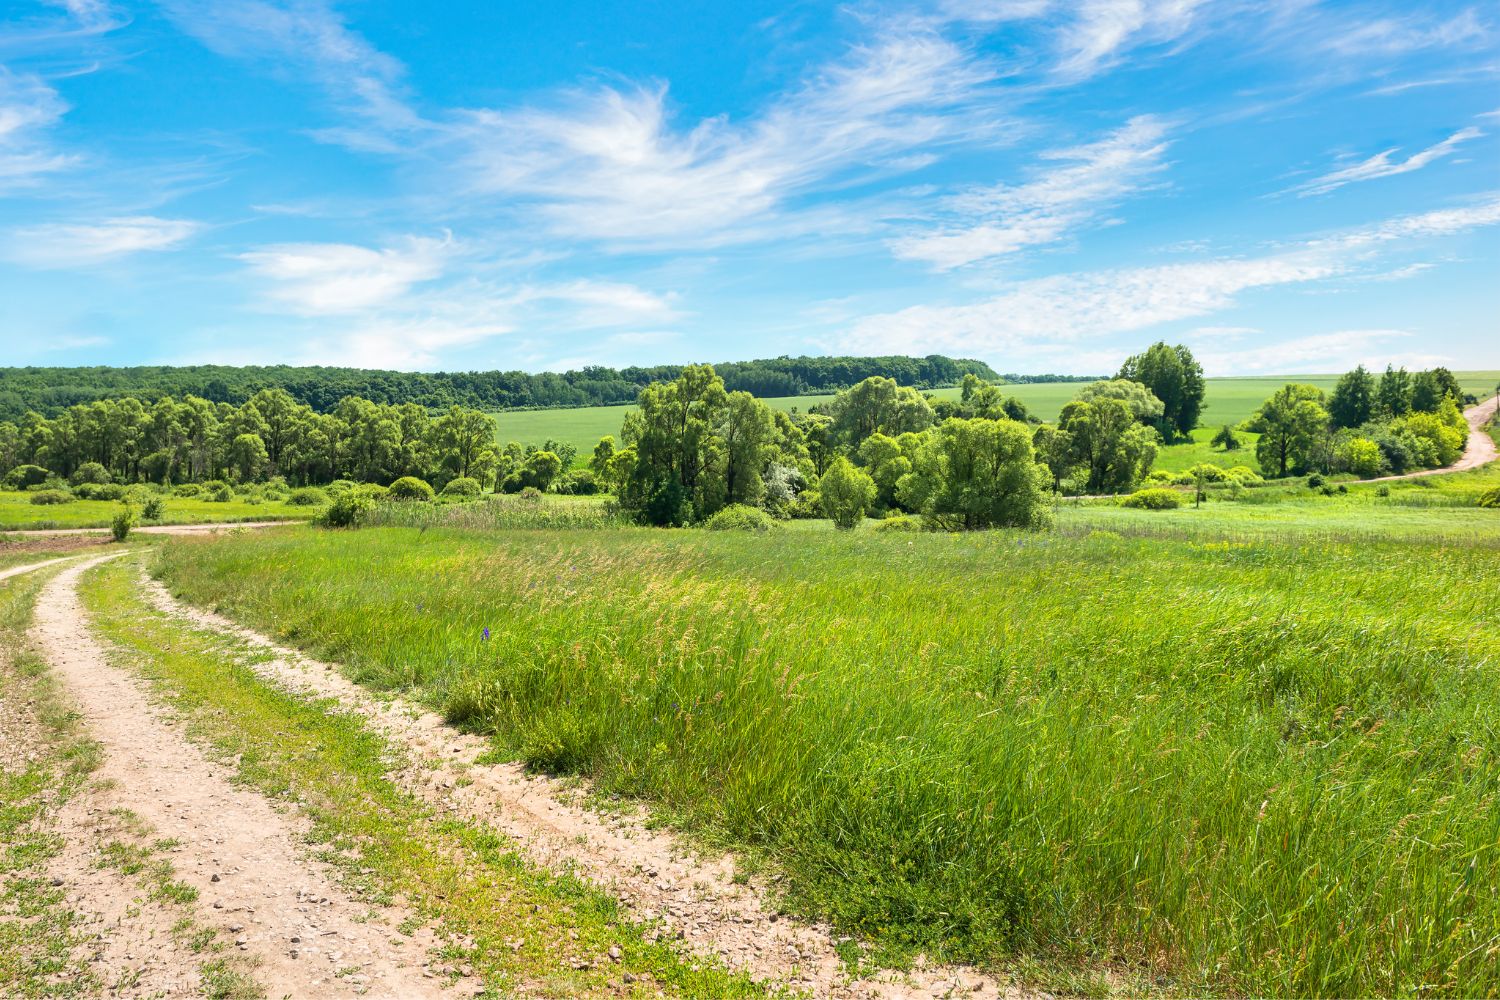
[1116,342,1205,441]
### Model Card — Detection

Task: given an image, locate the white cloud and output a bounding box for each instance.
[6,216,201,266]
[1052,0,1207,79]
[0,68,76,190]
[890,115,1170,268]
[844,195,1500,358]
[1295,127,1484,196]
[1191,329,1451,376]
[238,235,452,313]
[1322,8,1489,57]
[452,28,997,246]
[159,0,425,146]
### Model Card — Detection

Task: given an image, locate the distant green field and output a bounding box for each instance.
[0,492,317,530]
[492,371,1500,473]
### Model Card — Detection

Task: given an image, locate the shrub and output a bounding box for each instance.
[703,504,775,533]
[1145,469,1176,485]
[1477,486,1500,509]
[111,505,136,542]
[1224,466,1264,487]
[69,461,112,486]
[326,479,358,496]
[518,486,543,502]
[74,482,125,501]
[1187,463,1227,483]
[439,476,483,499]
[553,469,599,496]
[1306,473,1325,489]
[29,489,74,505]
[789,488,821,519]
[1376,485,1391,498]
[287,487,328,506]
[1121,487,1182,510]
[387,476,435,501]
[142,496,166,521]
[356,483,389,502]
[173,483,201,497]
[3,464,50,490]
[317,491,375,528]
[874,514,922,532]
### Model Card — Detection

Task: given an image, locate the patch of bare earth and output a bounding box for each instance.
[31,554,446,999]
[143,572,1029,1000]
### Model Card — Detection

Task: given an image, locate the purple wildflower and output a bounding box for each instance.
[482,627,491,640]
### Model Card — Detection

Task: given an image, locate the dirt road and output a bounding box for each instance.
[1356,395,1498,483]
[25,554,444,999]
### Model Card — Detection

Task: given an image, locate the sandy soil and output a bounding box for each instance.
[28,554,446,999]
[143,572,1025,1000]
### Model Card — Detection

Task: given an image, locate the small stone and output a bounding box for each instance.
[608,945,622,962]
[290,950,300,960]
[229,924,243,933]
[210,873,221,883]
[50,877,64,887]
[290,936,301,944]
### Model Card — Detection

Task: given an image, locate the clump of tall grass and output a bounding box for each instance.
[154,515,1500,996]
[364,494,624,531]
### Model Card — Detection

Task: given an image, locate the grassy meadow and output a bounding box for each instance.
[491,372,1500,473]
[0,491,318,531]
[152,480,1500,997]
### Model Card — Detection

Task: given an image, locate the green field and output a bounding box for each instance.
[0,492,317,531]
[151,466,1500,997]
[493,372,1500,474]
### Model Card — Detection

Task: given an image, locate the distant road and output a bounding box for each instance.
[5,520,297,538]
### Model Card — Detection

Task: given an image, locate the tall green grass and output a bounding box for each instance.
[154,514,1500,996]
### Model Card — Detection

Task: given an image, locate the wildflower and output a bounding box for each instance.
[482,627,491,641]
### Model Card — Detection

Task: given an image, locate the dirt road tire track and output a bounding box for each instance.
[28,554,447,1000]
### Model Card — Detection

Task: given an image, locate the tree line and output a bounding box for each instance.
[585,341,1206,531]
[0,390,502,490]
[1243,365,1469,478]
[0,355,1004,421]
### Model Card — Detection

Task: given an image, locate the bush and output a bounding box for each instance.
[74,482,125,501]
[356,483,389,502]
[703,504,776,533]
[1376,485,1391,498]
[790,488,822,519]
[1224,466,1264,487]
[3,464,50,490]
[286,487,327,506]
[439,476,483,499]
[1121,487,1182,510]
[142,496,166,521]
[1187,463,1227,483]
[29,489,74,505]
[1477,486,1500,509]
[69,461,112,486]
[326,479,358,496]
[317,491,375,528]
[553,469,599,496]
[874,514,922,532]
[387,476,435,501]
[1145,469,1176,485]
[1306,473,1325,489]
[111,505,136,542]
[173,483,202,497]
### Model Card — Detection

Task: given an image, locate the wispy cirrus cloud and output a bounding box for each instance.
[1052,0,1207,80]
[158,0,426,149]
[890,114,1170,269]
[844,195,1500,359]
[1321,7,1489,57]
[0,68,76,190]
[1295,126,1483,196]
[452,28,1000,247]
[4,215,201,267]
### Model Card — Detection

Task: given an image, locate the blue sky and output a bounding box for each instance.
[1,0,1497,376]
